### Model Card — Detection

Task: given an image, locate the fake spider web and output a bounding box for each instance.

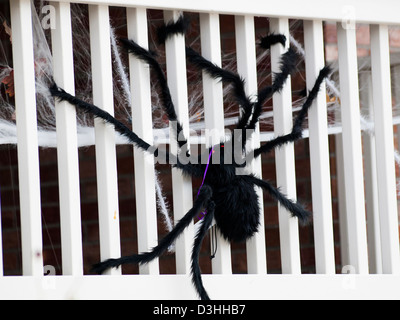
[1,2,400,199]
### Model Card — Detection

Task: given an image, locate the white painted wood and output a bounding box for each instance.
[10,0,43,276]
[235,15,267,274]
[337,23,369,274]
[0,189,3,276]
[333,101,350,267]
[360,72,382,274]
[200,13,226,146]
[48,0,400,25]
[126,7,159,275]
[270,18,301,274]
[303,20,335,274]
[164,10,194,274]
[394,65,400,156]
[199,12,232,274]
[1,274,400,299]
[51,2,83,276]
[88,5,121,275]
[394,64,400,250]
[7,0,400,302]
[335,133,350,268]
[370,24,400,274]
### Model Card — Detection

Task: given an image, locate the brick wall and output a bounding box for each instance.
[324,22,400,62]
[1,6,400,276]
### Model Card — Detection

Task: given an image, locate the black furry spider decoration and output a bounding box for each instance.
[50,16,331,300]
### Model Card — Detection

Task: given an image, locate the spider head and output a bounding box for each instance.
[203,143,237,185]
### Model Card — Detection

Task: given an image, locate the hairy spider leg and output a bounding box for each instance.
[240,33,292,131]
[91,185,213,274]
[185,33,291,133]
[258,33,287,50]
[240,48,298,152]
[246,48,298,132]
[239,66,332,224]
[245,175,311,224]
[119,38,189,152]
[49,84,204,177]
[185,42,298,152]
[157,15,191,44]
[251,65,332,159]
[50,83,153,153]
[185,46,253,127]
[191,199,215,300]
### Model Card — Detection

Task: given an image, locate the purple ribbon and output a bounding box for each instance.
[197,146,214,220]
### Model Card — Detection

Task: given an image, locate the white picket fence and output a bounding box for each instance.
[1,0,400,299]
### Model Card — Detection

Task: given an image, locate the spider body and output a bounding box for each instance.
[198,145,261,242]
[50,16,331,300]
[210,174,260,242]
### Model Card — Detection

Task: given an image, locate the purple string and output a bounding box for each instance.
[197,146,214,220]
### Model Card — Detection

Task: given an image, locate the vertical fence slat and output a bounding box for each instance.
[394,65,400,159]
[51,1,83,276]
[337,23,369,274]
[126,7,159,275]
[269,18,301,274]
[235,15,267,274]
[164,10,194,274]
[360,72,382,274]
[200,12,232,274]
[10,0,43,276]
[0,189,3,276]
[303,20,335,274]
[370,24,400,274]
[334,103,350,268]
[335,132,350,268]
[89,5,121,275]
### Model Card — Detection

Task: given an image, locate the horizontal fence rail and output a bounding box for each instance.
[0,0,400,300]
[46,0,400,25]
[1,275,400,300]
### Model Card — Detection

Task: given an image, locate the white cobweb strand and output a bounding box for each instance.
[0,4,400,194]
[110,26,132,119]
[289,32,400,194]
[0,4,175,234]
[154,171,173,232]
[154,170,175,252]
[110,26,175,236]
